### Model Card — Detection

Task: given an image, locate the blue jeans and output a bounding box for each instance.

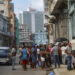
[54,55,60,68]
[66,55,72,70]
[12,56,16,69]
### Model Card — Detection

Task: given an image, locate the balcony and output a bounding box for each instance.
[45,12,56,20]
[44,15,50,27]
[8,4,12,9]
[44,23,50,27]
[0,31,11,36]
[44,13,56,27]
[44,21,53,27]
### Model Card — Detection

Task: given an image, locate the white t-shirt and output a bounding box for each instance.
[65,46,72,55]
[41,57,45,61]
[11,48,16,57]
[61,46,66,55]
[11,48,16,53]
[71,39,75,50]
[37,48,40,54]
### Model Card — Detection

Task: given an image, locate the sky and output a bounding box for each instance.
[12,0,44,18]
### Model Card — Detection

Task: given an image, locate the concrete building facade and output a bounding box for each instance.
[0,13,10,47]
[19,11,32,32]
[68,0,75,41]
[44,0,69,43]
[0,0,16,46]
[19,24,32,46]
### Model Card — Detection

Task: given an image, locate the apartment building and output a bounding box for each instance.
[19,24,32,46]
[19,9,44,33]
[0,13,10,47]
[0,0,16,46]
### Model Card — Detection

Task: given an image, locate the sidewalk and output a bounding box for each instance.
[54,65,75,75]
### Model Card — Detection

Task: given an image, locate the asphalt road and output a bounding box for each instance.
[0,64,46,75]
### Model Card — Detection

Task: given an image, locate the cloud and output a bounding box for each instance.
[12,0,44,18]
[31,0,44,11]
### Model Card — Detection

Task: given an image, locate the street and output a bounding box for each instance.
[0,0,75,75]
[0,65,46,75]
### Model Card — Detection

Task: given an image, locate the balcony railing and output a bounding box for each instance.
[0,31,11,36]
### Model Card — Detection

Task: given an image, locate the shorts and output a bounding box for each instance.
[41,57,45,62]
[22,60,27,65]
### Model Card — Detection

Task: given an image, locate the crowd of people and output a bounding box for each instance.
[19,45,51,71]
[11,40,75,71]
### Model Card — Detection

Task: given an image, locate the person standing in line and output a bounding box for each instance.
[71,37,75,54]
[41,47,46,70]
[49,44,53,55]
[52,42,60,68]
[49,44,53,64]
[61,43,67,64]
[26,47,31,65]
[65,43,72,70]
[70,37,75,69]
[29,47,32,68]
[31,51,36,70]
[58,43,62,64]
[11,45,17,70]
[20,46,27,71]
[34,45,37,66]
[45,45,51,67]
[40,45,45,51]
[19,46,22,64]
[37,46,40,62]
[31,45,35,68]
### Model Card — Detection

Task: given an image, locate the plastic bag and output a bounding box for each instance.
[38,61,41,67]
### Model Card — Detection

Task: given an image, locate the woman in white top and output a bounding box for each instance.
[37,46,40,61]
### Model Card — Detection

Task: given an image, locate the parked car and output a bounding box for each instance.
[0,47,11,64]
